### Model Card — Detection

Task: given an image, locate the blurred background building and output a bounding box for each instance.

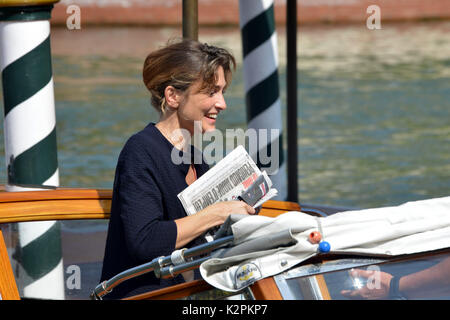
[52,0,450,26]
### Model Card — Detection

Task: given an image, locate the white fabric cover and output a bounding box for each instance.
[199,196,450,292]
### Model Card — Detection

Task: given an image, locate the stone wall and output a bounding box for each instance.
[52,0,450,26]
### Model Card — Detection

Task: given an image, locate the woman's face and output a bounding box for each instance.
[177,66,227,134]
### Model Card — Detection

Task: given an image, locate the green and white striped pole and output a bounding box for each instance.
[0,1,64,299]
[239,0,287,200]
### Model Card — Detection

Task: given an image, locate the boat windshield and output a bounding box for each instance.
[274,250,450,300]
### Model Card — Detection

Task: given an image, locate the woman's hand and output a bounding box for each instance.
[340,268,393,300]
[175,200,255,248]
[201,200,256,225]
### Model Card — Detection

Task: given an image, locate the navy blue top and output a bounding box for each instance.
[100,123,210,299]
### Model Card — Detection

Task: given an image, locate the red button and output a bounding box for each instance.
[308,231,322,244]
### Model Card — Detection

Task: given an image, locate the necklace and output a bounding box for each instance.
[156,124,186,150]
[156,124,197,183]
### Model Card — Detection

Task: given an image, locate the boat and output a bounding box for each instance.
[1,188,449,300]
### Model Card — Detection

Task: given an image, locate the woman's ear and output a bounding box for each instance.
[164,86,181,109]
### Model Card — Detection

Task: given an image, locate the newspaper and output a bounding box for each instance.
[178,145,278,216]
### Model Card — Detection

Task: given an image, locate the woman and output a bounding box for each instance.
[100,39,255,299]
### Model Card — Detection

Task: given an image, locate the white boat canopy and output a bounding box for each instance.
[200,196,450,292]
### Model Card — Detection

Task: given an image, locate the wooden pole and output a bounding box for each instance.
[182,0,198,40]
[286,0,298,203]
[0,0,64,300]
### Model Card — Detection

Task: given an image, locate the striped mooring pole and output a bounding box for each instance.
[0,1,64,299]
[239,0,287,200]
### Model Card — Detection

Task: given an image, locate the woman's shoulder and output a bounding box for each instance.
[119,123,165,160]
[126,123,164,146]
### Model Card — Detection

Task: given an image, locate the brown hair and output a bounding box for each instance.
[143,39,236,114]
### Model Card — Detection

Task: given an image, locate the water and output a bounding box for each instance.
[295,22,450,208]
[1,22,450,300]
[1,22,450,210]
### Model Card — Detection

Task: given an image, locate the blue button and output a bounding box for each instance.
[318,241,331,253]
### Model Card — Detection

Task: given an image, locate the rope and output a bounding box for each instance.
[315,217,324,239]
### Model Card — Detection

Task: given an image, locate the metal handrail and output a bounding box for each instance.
[90,235,234,300]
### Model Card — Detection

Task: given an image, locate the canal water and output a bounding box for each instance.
[2,22,449,208]
[1,22,449,299]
